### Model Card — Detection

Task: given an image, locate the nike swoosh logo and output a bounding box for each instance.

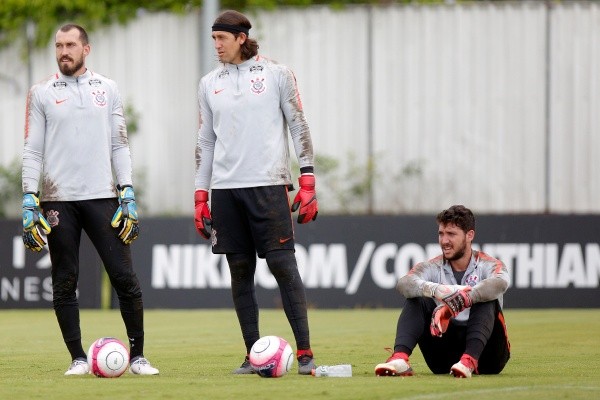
[214,89,225,94]
[279,237,292,244]
[55,99,68,104]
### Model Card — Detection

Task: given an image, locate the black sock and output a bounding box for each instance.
[66,339,86,360]
[129,336,144,360]
[265,250,311,350]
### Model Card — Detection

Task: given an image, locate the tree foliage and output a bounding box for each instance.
[0,0,202,52]
[1,0,471,53]
[0,159,22,218]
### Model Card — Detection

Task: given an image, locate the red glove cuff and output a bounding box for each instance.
[298,174,315,188]
[195,189,209,204]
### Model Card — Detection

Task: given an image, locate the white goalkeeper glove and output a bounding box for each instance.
[422,283,463,301]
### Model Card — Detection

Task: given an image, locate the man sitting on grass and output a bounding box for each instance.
[375,205,510,378]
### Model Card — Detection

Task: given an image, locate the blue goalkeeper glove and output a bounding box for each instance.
[111,185,139,245]
[22,192,52,252]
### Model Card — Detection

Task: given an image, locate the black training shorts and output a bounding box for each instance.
[210,186,295,258]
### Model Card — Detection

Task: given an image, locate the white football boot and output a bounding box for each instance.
[129,356,160,375]
[375,353,414,376]
[64,358,90,376]
[450,355,477,378]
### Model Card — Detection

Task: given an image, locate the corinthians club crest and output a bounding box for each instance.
[45,210,60,227]
[92,90,107,107]
[250,77,266,94]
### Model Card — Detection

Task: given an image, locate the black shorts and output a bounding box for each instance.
[210,186,295,258]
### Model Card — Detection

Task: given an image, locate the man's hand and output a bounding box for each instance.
[22,192,51,252]
[194,189,212,239]
[291,174,318,224]
[442,286,473,316]
[111,185,139,245]
[423,283,460,301]
[430,304,453,337]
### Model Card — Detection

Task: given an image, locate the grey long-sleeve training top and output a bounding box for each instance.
[23,69,132,201]
[397,250,510,322]
[195,55,314,190]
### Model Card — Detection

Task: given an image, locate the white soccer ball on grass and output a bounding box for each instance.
[249,335,294,378]
[87,337,130,378]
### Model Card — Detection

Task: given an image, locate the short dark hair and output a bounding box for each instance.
[214,10,258,61]
[436,205,475,233]
[58,24,89,45]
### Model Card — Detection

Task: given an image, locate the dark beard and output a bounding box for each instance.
[59,58,84,76]
[445,245,466,261]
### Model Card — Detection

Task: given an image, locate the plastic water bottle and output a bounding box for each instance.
[312,364,352,377]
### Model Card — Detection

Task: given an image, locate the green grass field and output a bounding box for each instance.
[1,309,599,399]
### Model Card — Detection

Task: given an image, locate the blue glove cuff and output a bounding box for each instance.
[118,185,136,202]
[23,193,39,208]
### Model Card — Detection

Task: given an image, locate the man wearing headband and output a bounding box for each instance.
[194,10,319,375]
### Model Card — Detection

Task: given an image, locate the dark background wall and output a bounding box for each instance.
[0,220,101,308]
[2,215,599,309]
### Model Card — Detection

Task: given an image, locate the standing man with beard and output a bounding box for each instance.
[22,24,159,376]
[374,205,510,378]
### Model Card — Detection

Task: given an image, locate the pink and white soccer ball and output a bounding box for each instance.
[87,337,130,378]
[249,335,294,378]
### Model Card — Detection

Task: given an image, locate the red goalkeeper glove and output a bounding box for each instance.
[442,286,473,316]
[430,304,453,337]
[291,174,318,224]
[194,190,212,239]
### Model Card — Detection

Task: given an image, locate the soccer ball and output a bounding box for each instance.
[249,335,294,378]
[87,337,130,378]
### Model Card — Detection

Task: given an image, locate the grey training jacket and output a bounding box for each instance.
[23,70,132,201]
